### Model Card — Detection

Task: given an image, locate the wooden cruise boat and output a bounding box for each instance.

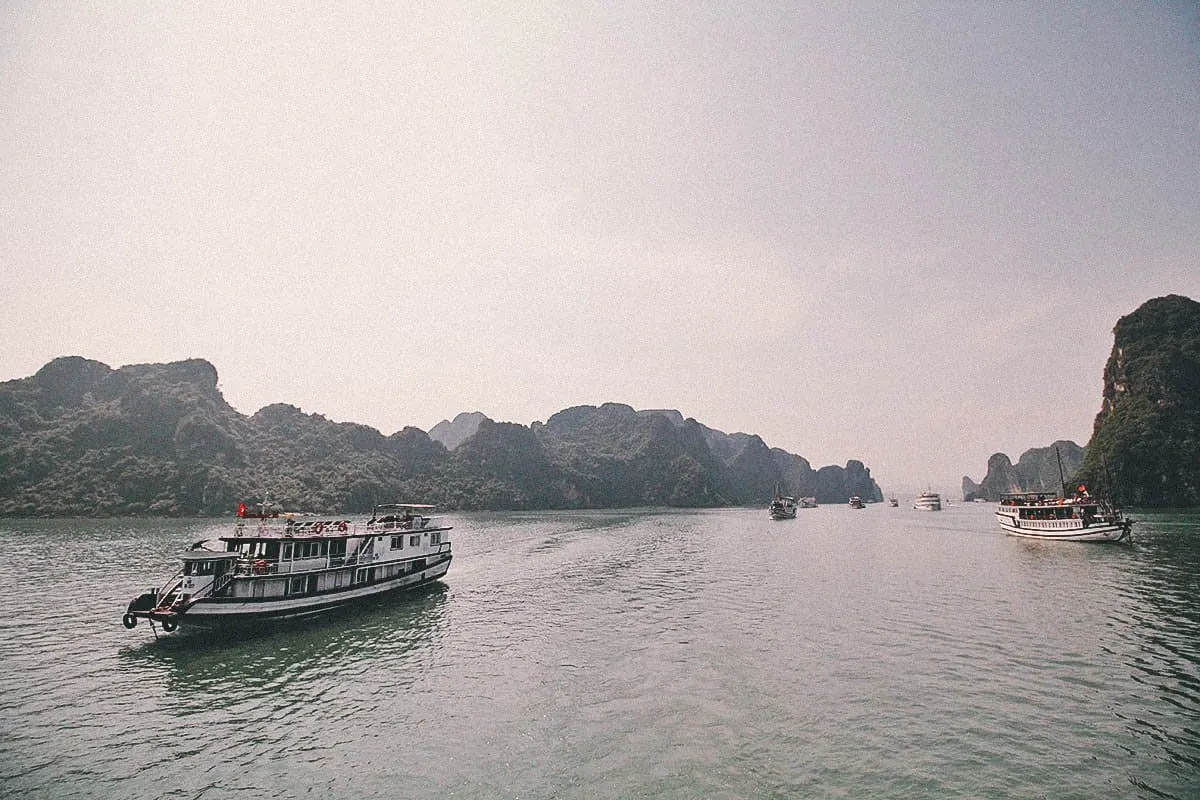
[122,503,452,632]
[848,496,865,509]
[995,491,1132,542]
[769,494,798,520]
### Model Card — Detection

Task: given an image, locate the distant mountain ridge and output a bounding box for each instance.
[962,441,1085,502]
[0,358,883,516]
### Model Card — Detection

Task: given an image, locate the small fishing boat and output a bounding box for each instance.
[799,497,818,509]
[769,494,798,520]
[888,497,899,507]
[848,496,865,509]
[995,490,1132,542]
[913,490,941,511]
[122,503,452,633]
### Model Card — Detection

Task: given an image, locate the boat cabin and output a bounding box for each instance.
[998,492,1108,522]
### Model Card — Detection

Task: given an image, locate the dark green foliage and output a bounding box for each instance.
[1075,295,1200,507]
[0,359,884,516]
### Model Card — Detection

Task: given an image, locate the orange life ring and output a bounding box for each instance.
[314,521,325,534]
[253,559,268,575]
[338,521,348,532]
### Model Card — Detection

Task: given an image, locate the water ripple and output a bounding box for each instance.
[2,509,1200,798]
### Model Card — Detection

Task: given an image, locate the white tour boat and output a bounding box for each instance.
[995,491,1132,543]
[799,497,818,509]
[913,490,942,511]
[848,496,865,509]
[122,503,452,632]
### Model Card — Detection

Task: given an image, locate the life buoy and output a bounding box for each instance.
[161,619,178,632]
[122,613,137,629]
[253,559,269,575]
[338,521,348,532]
[314,521,325,534]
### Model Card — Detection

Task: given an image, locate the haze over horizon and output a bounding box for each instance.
[3,3,1198,495]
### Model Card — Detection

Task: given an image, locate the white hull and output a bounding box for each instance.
[174,555,451,628]
[995,511,1130,542]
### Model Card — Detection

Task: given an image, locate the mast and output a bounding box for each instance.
[1055,446,1067,499]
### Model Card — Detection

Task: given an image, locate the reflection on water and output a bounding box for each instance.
[120,584,449,698]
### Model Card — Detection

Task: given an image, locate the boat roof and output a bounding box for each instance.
[372,503,436,511]
[182,549,240,561]
[1000,491,1101,504]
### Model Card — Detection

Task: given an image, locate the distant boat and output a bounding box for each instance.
[888,497,899,507]
[913,491,941,511]
[799,497,818,509]
[848,496,865,509]
[769,493,798,520]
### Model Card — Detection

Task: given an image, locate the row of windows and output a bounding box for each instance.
[390,534,422,550]
[390,532,442,549]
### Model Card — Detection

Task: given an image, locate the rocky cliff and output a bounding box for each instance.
[0,360,884,515]
[962,441,1085,501]
[428,411,488,451]
[1074,294,1200,507]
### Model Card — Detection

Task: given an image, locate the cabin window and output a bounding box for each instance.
[391,536,404,550]
[329,539,346,558]
[409,535,420,547]
[283,543,293,561]
[296,541,322,559]
[289,576,307,594]
[430,532,441,546]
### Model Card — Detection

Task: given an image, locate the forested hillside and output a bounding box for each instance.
[0,357,883,516]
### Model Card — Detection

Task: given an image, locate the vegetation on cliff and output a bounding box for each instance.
[0,359,883,516]
[1074,294,1200,507]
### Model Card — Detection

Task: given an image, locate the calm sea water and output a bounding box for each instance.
[2,503,1199,799]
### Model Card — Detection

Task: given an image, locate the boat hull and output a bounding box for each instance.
[140,554,452,630]
[995,514,1130,542]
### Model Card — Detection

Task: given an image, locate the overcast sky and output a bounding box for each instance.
[2,2,1197,494]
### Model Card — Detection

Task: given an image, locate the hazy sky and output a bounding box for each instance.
[2,2,1198,494]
